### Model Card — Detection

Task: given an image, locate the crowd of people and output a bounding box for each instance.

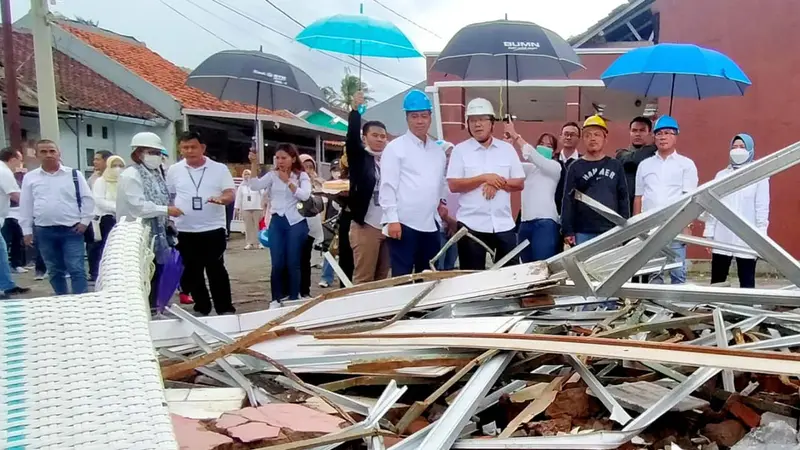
[0,90,770,315]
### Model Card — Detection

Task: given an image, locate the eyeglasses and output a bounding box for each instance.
[561,132,579,138]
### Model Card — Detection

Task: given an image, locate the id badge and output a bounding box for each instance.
[247,195,252,202]
[192,196,203,211]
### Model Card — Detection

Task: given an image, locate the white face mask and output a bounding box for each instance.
[107,167,122,177]
[729,147,750,165]
[143,154,162,170]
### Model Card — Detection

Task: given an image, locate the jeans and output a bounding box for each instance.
[176,228,235,315]
[436,229,458,270]
[0,233,17,292]
[456,223,518,271]
[320,259,334,284]
[711,253,757,288]
[575,232,601,246]
[650,241,687,284]
[518,218,561,263]
[34,225,88,295]
[2,218,25,268]
[32,243,46,276]
[268,214,309,301]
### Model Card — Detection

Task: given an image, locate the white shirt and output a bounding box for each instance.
[703,167,770,259]
[364,160,383,230]
[167,158,236,233]
[447,137,525,233]
[116,166,169,220]
[559,149,580,164]
[234,183,264,211]
[92,177,117,217]
[520,144,562,222]
[19,165,95,235]
[635,150,699,213]
[248,170,311,226]
[379,131,447,232]
[0,162,20,222]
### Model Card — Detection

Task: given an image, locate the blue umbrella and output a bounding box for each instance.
[296,4,421,113]
[601,43,751,114]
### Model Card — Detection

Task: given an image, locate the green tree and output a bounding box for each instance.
[323,67,375,109]
[73,16,99,26]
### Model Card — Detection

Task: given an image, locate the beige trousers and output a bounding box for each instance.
[241,209,263,246]
[350,222,390,284]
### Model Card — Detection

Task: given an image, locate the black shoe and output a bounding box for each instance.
[5,287,30,295]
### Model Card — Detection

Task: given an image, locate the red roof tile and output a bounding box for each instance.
[61,23,295,119]
[0,29,158,119]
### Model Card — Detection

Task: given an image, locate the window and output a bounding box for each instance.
[86,148,95,167]
[102,126,108,139]
[86,124,93,137]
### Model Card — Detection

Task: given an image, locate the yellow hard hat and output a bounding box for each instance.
[583,115,608,132]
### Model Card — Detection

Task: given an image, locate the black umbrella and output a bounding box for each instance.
[187,50,327,114]
[432,20,584,117]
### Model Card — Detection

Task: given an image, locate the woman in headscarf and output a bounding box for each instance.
[117,132,184,312]
[234,169,265,250]
[91,154,125,269]
[703,133,769,288]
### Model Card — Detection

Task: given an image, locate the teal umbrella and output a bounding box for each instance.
[295,4,422,112]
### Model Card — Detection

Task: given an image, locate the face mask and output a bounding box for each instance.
[143,154,162,170]
[107,167,122,177]
[536,145,554,159]
[730,147,750,166]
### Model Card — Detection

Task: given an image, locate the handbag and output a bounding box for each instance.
[297,195,324,218]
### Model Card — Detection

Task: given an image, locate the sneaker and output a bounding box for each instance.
[244,244,253,250]
[65,273,71,279]
[318,280,330,288]
[34,273,46,281]
[269,300,283,310]
[258,244,265,249]
[5,287,30,296]
[13,267,27,274]
[179,293,194,305]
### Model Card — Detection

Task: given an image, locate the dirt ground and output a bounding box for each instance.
[9,232,792,314]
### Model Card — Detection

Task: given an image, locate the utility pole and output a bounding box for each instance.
[1,0,21,149]
[30,0,58,140]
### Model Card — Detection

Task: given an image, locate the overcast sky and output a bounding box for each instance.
[12,0,626,101]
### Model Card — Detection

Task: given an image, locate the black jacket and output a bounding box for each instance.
[554,154,580,215]
[616,144,657,212]
[345,109,378,226]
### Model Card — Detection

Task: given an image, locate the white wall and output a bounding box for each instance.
[15,114,170,178]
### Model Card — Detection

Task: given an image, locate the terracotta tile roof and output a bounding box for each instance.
[60,23,295,119]
[0,29,158,119]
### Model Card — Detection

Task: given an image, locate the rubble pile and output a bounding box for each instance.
[152,143,800,449]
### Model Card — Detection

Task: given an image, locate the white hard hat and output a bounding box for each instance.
[130,132,165,151]
[465,98,496,119]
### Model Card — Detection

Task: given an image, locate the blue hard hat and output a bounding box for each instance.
[653,115,680,134]
[402,89,432,112]
[258,228,270,248]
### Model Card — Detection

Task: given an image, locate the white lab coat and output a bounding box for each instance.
[702,167,770,259]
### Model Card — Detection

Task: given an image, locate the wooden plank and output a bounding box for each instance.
[594,314,713,339]
[498,377,564,438]
[315,332,800,376]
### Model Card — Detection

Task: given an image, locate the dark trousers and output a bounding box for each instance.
[518,218,560,263]
[337,210,354,288]
[2,218,25,268]
[34,225,88,295]
[268,215,308,301]
[225,203,234,237]
[32,244,46,275]
[150,262,163,310]
[457,223,518,270]
[281,235,314,298]
[388,224,441,276]
[711,253,757,288]
[87,215,116,280]
[176,228,235,315]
